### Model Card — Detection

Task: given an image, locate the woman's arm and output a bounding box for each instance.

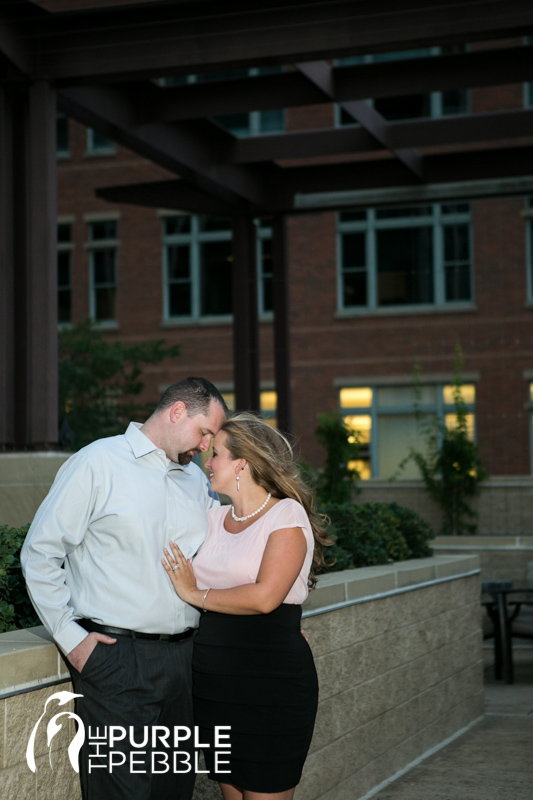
[163,527,307,615]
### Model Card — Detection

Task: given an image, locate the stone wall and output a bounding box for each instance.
[0,453,69,528]
[433,536,533,583]
[0,555,482,800]
[358,477,533,536]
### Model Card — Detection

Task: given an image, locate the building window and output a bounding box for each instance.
[87,219,118,323]
[339,382,476,479]
[337,46,468,124]
[162,215,273,321]
[161,67,285,137]
[86,128,116,155]
[57,222,73,323]
[222,391,278,427]
[56,114,70,157]
[338,203,472,311]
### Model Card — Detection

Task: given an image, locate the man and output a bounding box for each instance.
[21,377,227,800]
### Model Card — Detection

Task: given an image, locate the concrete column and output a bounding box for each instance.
[0,82,58,447]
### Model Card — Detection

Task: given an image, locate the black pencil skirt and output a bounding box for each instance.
[192,603,318,793]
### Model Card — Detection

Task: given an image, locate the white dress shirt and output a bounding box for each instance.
[21,422,219,655]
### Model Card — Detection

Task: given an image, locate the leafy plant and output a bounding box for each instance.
[0,524,39,632]
[320,501,433,573]
[59,319,180,450]
[399,346,488,535]
[312,411,362,505]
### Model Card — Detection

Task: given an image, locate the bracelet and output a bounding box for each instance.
[202,588,211,612]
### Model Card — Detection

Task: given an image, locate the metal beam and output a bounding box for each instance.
[8,0,533,83]
[96,179,235,216]
[272,216,292,438]
[230,108,533,163]
[133,44,533,124]
[282,145,533,198]
[57,85,279,213]
[296,60,423,180]
[232,217,260,413]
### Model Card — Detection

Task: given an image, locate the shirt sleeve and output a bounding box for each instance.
[20,450,99,655]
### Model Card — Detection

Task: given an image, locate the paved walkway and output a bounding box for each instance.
[371,648,533,800]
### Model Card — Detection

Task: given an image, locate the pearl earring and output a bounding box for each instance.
[236,474,240,491]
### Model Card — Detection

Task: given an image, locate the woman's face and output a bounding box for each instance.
[204,431,240,495]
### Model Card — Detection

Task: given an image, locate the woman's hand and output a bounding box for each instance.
[162,542,202,607]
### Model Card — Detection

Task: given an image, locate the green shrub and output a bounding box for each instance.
[0,524,39,632]
[321,502,433,573]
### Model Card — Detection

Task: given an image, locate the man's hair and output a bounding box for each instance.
[156,377,227,417]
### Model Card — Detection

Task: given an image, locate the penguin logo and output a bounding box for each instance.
[26,690,85,773]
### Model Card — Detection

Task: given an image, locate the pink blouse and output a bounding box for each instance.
[192,498,315,605]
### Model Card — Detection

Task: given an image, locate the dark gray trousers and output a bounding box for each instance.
[69,635,196,800]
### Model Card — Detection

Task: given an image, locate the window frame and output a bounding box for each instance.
[86,218,120,327]
[339,380,477,479]
[336,203,473,314]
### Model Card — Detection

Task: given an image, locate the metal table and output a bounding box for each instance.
[482,580,533,684]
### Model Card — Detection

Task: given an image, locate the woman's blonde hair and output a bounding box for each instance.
[220,412,330,589]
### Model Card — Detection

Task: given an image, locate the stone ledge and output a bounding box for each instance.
[303,555,479,612]
[0,555,479,698]
[434,535,533,549]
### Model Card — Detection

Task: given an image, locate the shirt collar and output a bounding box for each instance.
[125,421,188,471]
[125,421,160,459]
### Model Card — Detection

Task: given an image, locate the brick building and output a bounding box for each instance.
[54,46,533,479]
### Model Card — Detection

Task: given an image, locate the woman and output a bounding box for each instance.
[162,412,329,800]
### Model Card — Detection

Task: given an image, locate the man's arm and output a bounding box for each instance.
[21,450,106,659]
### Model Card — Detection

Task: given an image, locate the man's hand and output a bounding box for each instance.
[67,631,117,673]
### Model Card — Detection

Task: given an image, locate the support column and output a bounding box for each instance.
[0,82,58,448]
[0,88,15,445]
[272,215,292,437]
[231,216,260,412]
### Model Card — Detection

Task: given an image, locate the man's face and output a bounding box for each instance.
[172,400,226,465]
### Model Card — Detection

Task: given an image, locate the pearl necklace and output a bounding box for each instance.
[231,493,272,522]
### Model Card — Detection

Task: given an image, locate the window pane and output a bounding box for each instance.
[343,271,367,307]
[164,216,191,235]
[441,89,468,115]
[168,245,190,280]
[214,113,250,136]
[57,223,71,243]
[94,288,116,321]
[56,114,69,154]
[377,385,436,407]
[444,224,471,301]
[378,414,432,478]
[340,387,372,408]
[443,384,475,405]
[222,393,236,411]
[445,412,475,440]
[377,227,433,305]
[90,221,116,240]
[199,216,232,232]
[259,109,284,133]
[57,251,71,323]
[376,205,432,219]
[339,210,366,223]
[344,414,372,444]
[374,94,431,121]
[343,232,365,265]
[57,251,71,287]
[89,129,115,151]
[200,241,232,315]
[168,283,191,317]
[260,391,277,411]
[93,249,116,284]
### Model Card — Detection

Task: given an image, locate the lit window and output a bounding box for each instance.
[57,222,73,324]
[162,216,273,321]
[87,219,118,323]
[340,382,476,479]
[338,203,472,311]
